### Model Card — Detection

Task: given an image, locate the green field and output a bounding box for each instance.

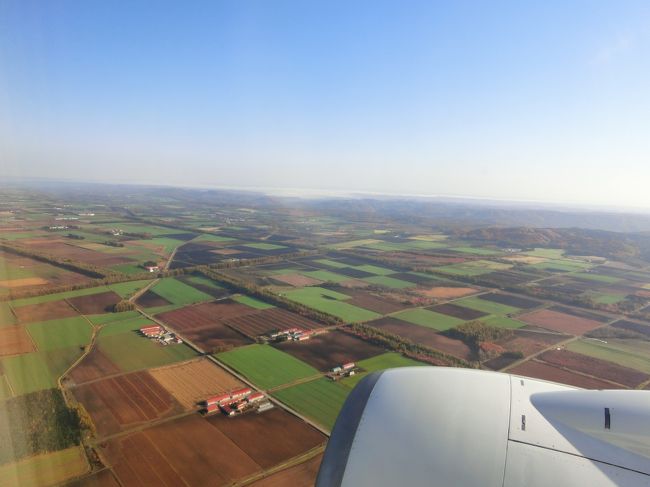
[87,310,140,325]
[27,317,93,351]
[148,278,213,305]
[393,308,463,331]
[523,248,565,259]
[353,264,397,276]
[434,263,494,277]
[98,332,196,372]
[329,239,381,250]
[2,347,83,395]
[589,292,627,305]
[454,296,520,315]
[314,259,348,268]
[531,259,591,272]
[283,287,380,322]
[182,274,226,291]
[566,339,650,374]
[273,378,350,430]
[216,344,318,389]
[194,234,237,243]
[340,353,425,389]
[98,316,155,337]
[481,315,526,329]
[363,275,414,289]
[449,246,501,255]
[232,295,274,309]
[243,242,286,250]
[10,287,114,308]
[303,270,349,283]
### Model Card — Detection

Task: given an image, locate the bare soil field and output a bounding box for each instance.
[538,349,649,387]
[249,454,322,487]
[21,240,131,266]
[274,330,384,371]
[477,293,542,309]
[149,358,244,409]
[334,267,375,279]
[68,348,121,385]
[184,324,253,353]
[156,300,258,332]
[13,300,77,323]
[72,370,183,437]
[225,308,322,338]
[383,253,466,266]
[338,279,371,288]
[207,407,326,469]
[271,274,323,287]
[342,289,407,314]
[389,272,439,285]
[428,303,487,320]
[0,326,35,356]
[68,291,122,314]
[135,290,171,308]
[509,360,623,389]
[67,469,121,487]
[547,305,611,323]
[367,317,473,360]
[518,309,603,335]
[414,286,478,299]
[102,415,261,486]
[0,277,49,288]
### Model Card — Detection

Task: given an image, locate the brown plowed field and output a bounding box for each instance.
[135,290,171,308]
[103,415,261,486]
[509,360,622,389]
[548,305,611,323]
[496,329,569,357]
[271,274,323,287]
[428,303,487,320]
[414,287,477,299]
[156,300,258,331]
[68,291,122,314]
[20,240,131,266]
[72,370,183,437]
[274,330,384,371]
[185,324,253,353]
[367,317,473,360]
[344,290,407,314]
[207,408,326,469]
[0,277,49,288]
[538,349,649,388]
[0,326,35,356]
[477,293,542,309]
[225,308,322,338]
[13,300,77,323]
[249,454,322,487]
[68,348,121,385]
[149,358,244,409]
[518,309,603,335]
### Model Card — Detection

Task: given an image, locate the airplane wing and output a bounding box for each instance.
[316,367,650,486]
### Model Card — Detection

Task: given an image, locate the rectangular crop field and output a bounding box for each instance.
[2,347,83,394]
[232,294,274,309]
[454,296,520,315]
[273,378,349,430]
[362,275,415,289]
[225,308,322,338]
[283,287,380,322]
[566,339,650,375]
[148,278,213,305]
[71,370,184,437]
[0,326,35,356]
[216,344,319,389]
[509,360,622,389]
[0,446,88,487]
[27,317,93,351]
[518,309,603,335]
[393,308,463,331]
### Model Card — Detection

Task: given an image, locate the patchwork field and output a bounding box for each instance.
[217,344,319,389]
[392,308,463,331]
[0,446,88,487]
[340,352,425,389]
[224,307,322,338]
[27,316,93,351]
[13,300,77,324]
[147,278,213,306]
[67,291,122,314]
[454,296,520,315]
[273,378,350,430]
[67,347,121,385]
[274,330,384,371]
[149,358,244,409]
[428,303,487,320]
[566,339,650,375]
[156,299,258,331]
[413,286,477,299]
[518,309,604,335]
[249,454,323,487]
[71,370,184,437]
[2,347,84,394]
[283,287,380,322]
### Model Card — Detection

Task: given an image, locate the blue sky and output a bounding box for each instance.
[1,1,650,208]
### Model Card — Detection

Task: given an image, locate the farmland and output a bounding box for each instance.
[5,184,650,484]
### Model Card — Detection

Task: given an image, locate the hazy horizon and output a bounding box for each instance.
[2,1,650,208]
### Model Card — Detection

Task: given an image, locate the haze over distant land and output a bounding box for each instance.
[1,1,650,208]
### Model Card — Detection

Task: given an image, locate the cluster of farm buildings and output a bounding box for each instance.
[204,387,273,417]
[266,327,323,343]
[139,325,183,345]
[327,362,358,380]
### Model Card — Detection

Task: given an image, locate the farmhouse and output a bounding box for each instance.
[145,265,160,273]
[204,388,270,417]
[140,325,163,337]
